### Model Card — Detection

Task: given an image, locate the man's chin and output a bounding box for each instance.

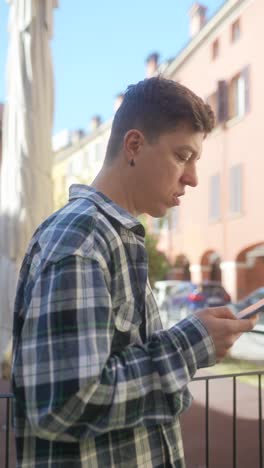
[149,207,167,218]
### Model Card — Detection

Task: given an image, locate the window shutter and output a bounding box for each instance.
[242,65,250,113]
[209,174,220,220]
[217,80,228,122]
[170,207,179,230]
[152,218,161,234]
[230,164,242,214]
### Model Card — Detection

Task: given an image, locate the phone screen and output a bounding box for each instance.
[237,298,264,319]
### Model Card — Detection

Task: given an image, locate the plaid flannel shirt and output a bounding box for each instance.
[12,184,216,468]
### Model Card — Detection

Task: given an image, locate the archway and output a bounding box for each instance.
[200,250,222,282]
[236,243,264,299]
[167,254,191,280]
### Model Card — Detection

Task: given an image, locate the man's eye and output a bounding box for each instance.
[176,153,191,162]
[175,153,184,161]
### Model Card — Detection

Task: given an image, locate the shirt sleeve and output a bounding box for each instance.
[16,254,216,442]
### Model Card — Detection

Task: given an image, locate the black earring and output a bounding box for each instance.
[130,159,135,167]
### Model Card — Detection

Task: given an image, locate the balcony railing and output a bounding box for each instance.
[1,370,264,468]
[192,370,264,468]
[0,392,13,468]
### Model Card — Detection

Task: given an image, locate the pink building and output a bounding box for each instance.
[151,0,264,300]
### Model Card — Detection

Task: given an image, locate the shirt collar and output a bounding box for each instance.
[69,184,145,236]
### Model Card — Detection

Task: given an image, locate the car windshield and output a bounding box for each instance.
[237,288,264,308]
[201,285,226,298]
[168,283,193,297]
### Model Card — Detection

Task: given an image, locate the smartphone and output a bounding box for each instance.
[236,298,264,319]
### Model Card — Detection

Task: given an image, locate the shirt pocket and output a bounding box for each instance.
[111,299,143,353]
[114,299,142,332]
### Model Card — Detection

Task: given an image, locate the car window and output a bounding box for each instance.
[253,292,264,302]
[166,283,192,296]
[172,284,193,294]
[258,314,264,325]
[243,292,264,306]
[202,285,225,297]
[236,289,264,313]
[166,286,175,296]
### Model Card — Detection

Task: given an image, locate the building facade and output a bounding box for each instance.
[153,0,264,300]
[52,119,111,210]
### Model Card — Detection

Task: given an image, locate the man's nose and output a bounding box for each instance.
[182,164,198,187]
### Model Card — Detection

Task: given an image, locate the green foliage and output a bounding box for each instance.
[145,231,170,287]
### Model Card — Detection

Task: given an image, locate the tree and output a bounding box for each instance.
[145,231,170,287]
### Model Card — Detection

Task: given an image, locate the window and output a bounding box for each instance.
[217,80,229,123]
[161,215,169,231]
[206,80,229,127]
[83,150,89,167]
[170,207,179,230]
[152,216,169,234]
[231,19,241,42]
[207,91,218,125]
[230,164,242,215]
[207,68,250,126]
[228,67,250,119]
[212,39,219,60]
[95,142,102,160]
[67,156,83,177]
[209,174,220,220]
[67,161,73,176]
[101,137,109,158]
[152,217,162,234]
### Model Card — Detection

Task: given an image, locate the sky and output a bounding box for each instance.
[0,0,226,135]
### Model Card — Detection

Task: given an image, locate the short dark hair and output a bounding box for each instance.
[105,76,215,162]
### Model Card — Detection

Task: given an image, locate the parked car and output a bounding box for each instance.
[153,280,192,308]
[232,287,264,332]
[189,281,231,308]
[153,280,193,326]
[233,287,264,311]
[163,281,231,323]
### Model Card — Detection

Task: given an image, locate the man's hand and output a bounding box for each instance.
[196,306,258,362]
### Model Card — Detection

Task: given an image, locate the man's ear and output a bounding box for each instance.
[123,129,145,162]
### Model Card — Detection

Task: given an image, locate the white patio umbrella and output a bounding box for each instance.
[0,0,58,364]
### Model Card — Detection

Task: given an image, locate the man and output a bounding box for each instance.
[12,77,257,467]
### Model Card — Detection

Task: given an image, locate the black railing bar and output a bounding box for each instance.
[0,394,13,399]
[233,376,237,468]
[205,379,209,468]
[5,397,10,468]
[259,374,263,468]
[193,370,264,382]
[0,371,264,394]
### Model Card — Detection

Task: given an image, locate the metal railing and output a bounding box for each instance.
[192,370,264,468]
[1,370,264,468]
[0,392,13,468]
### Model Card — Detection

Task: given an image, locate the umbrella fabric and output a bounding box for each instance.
[0,0,58,364]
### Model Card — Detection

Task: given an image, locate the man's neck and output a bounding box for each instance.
[91,164,138,217]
